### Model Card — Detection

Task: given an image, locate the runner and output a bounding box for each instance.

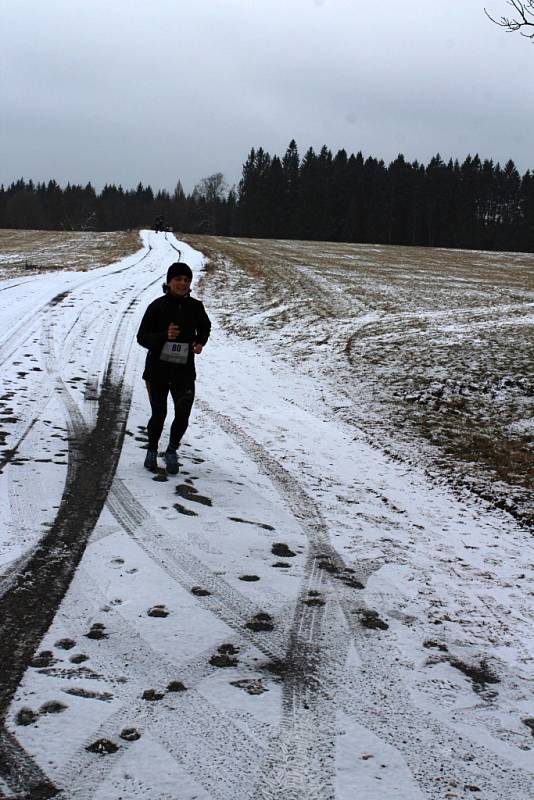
[137,262,211,473]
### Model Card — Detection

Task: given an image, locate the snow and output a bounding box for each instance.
[0,231,533,799]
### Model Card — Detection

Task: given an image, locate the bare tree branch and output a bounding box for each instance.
[485,0,534,39]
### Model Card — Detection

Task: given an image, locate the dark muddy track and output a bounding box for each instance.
[0,258,158,797]
[0,375,129,798]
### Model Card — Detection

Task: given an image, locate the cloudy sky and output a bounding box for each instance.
[2,0,533,193]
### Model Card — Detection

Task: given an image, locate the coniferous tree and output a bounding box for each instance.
[281,139,300,237]
[1,147,533,252]
[519,169,534,250]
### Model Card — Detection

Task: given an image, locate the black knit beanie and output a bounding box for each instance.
[166,262,193,283]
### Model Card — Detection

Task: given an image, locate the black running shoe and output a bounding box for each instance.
[164,449,179,475]
[144,449,158,472]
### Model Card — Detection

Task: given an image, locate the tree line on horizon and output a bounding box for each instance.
[1,140,533,252]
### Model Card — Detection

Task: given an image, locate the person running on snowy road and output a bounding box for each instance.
[137,261,211,474]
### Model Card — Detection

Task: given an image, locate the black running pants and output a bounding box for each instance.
[145,377,195,451]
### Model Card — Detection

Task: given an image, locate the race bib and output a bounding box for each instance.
[160,341,189,365]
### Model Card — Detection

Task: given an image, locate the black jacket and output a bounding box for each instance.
[137,292,211,381]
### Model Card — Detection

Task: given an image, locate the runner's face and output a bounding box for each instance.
[168,275,191,297]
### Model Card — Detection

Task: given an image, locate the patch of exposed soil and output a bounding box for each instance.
[316,557,364,589]
[147,605,170,618]
[120,727,141,742]
[358,609,389,630]
[15,707,39,726]
[30,651,57,669]
[303,595,326,607]
[69,653,89,664]
[229,516,275,530]
[271,543,296,558]
[85,623,109,640]
[142,689,164,701]
[54,639,76,650]
[191,586,211,597]
[63,688,113,702]
[449,657,500,690]
[246,613,274,632]
[210,643,239,668]
[423,639,449,652]
[231,679,268,695]
[86,738,119,755]
[39,701,67,715]
[176,483,212,506]
[174,502,198,516]
[167,681,187,692]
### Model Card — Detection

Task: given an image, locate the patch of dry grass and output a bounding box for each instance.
[0,229,142,278]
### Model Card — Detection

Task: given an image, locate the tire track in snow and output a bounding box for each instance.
[0,243,157,471]
[0,374,129,796]
[196,402,534,800]
[0,237,218,796]
[13,381,347,797]
[197,401,374,800]
[0,265,158,797]
[0,245,151,370]
[0,727,57,799]
[107,476,288,661]
[44,568,266,800]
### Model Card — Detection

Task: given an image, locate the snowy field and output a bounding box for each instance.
[0,231,533,800]
[186,234,534,528]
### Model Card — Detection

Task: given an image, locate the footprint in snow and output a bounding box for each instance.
[167,681,187,692]
[174,502,198,516]
[70,653,89,664]
[147,605,170,618]
[64,688,113,702]
[246,613,274,632]
[191,586,211,597]
[15,707,39,726]
[55,638,76,650]
[210,643,239,668]
[120,728,141,742]
[39,701,67,715]
[85,623,109,640]
[358,609,389,630]
[303,593,326,607]
[142,689,164,701]
[86,739,119,755]
[30,651,57,668]
[230,517,275,531]
[231,679,268,695]
[271,543,296,558]
[175,484,212,506]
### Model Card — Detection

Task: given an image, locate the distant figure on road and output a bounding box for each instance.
[153,216,165,233]
[136,262,211,474]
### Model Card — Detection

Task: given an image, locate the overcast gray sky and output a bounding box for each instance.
[2,0,533,193]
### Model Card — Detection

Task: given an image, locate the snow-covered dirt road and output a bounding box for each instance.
[0,232,533,800]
